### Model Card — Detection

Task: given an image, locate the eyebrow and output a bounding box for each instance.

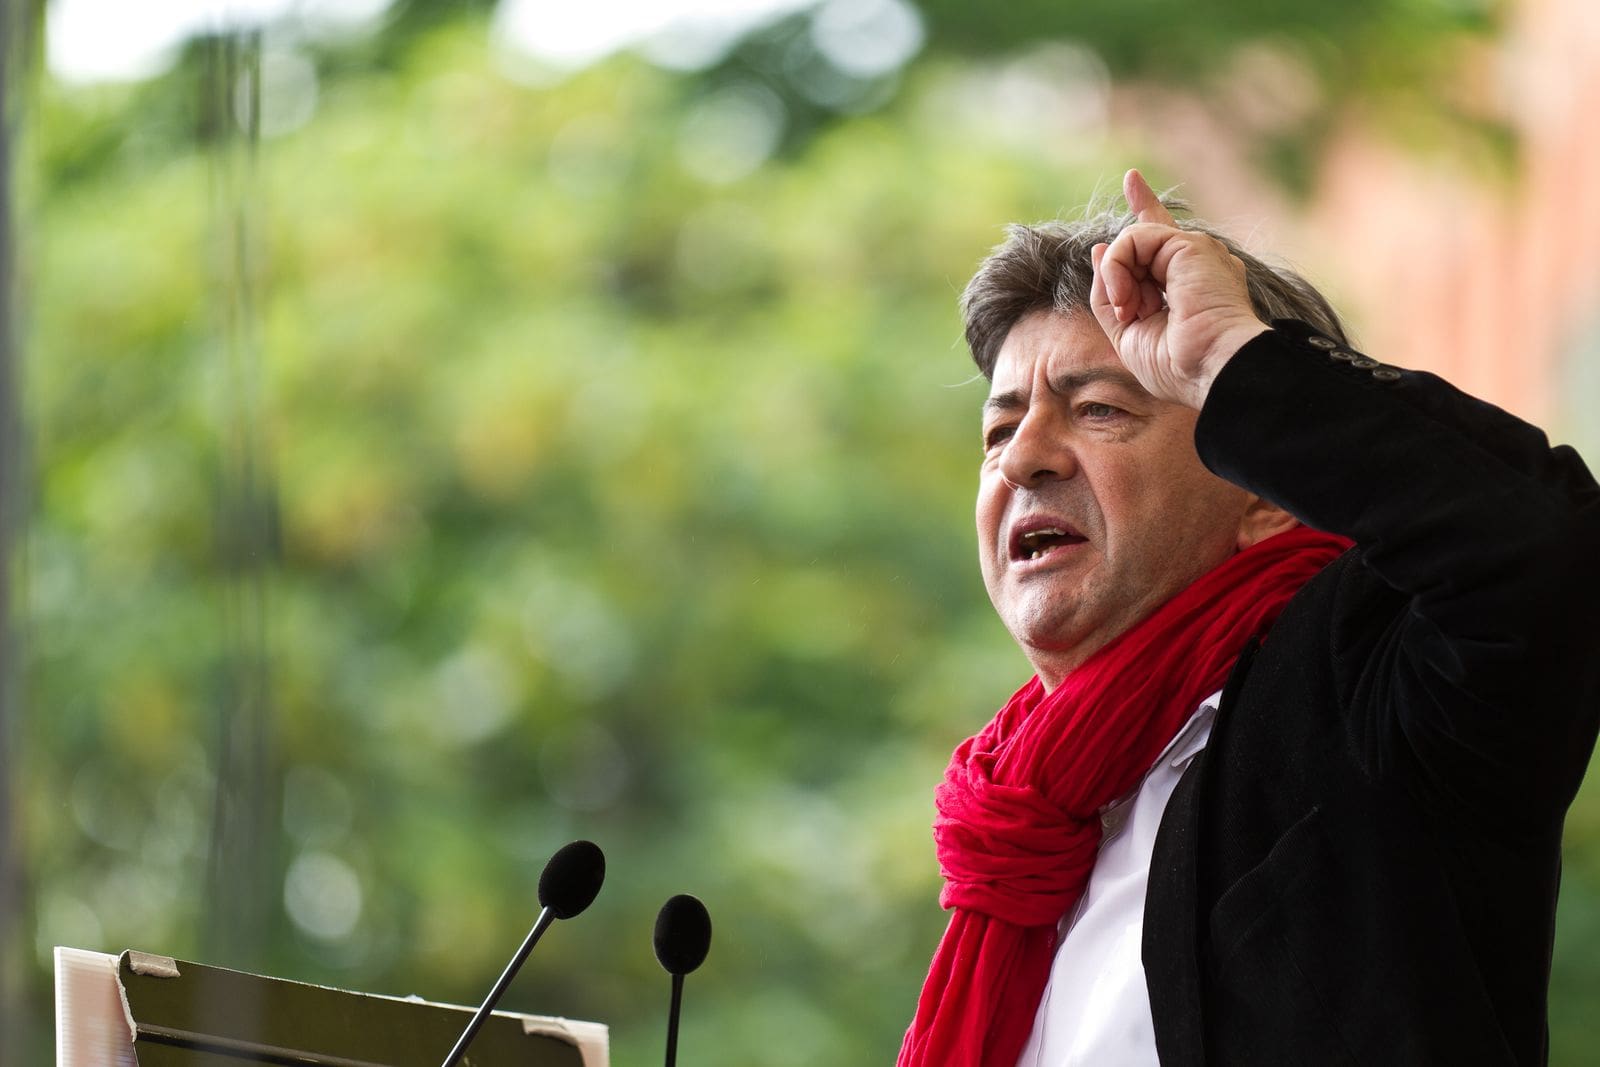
[983,367,1148,416]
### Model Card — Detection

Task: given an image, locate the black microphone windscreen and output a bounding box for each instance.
[653,894,712,976]
[538,840,606,920]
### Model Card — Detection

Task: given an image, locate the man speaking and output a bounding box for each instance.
[898,170,1600,1066]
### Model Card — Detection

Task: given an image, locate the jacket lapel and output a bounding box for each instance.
[1143,637,1259,1066]
[1144,750,1208,1067]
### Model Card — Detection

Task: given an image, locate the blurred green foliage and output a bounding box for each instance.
[12,2,1600,1065]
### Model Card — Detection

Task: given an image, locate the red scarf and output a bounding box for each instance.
[897,526,1350,1067]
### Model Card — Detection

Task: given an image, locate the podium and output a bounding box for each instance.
[55,947,608,1067]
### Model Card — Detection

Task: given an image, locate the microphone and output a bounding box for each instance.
[654,893,712,1067]
[439,839,605,1067]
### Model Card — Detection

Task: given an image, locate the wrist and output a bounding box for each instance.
[1189,319,1270,409]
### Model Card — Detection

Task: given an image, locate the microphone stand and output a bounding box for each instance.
[664,973,684,1067]
[439,906,556,1067]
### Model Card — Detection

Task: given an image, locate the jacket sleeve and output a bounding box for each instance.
[1194,319,1600,831]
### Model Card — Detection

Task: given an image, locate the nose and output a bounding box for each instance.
[998,411,1076,489]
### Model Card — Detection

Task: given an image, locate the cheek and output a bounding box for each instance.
[1143,474,1250,560]
[974,475,1005,547]
[975,479,1012,596]
[1101,451,1242,556]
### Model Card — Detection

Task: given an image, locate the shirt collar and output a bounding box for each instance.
[1159,688,1222,770]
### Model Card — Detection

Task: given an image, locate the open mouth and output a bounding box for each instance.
[1009,522,1087,562]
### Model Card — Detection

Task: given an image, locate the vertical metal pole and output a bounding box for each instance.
[0,0,38,1061]
[200,21,281,972]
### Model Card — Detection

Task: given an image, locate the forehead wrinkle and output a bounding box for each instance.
[983,366,1148,416]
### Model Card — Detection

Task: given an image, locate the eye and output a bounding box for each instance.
[1078,401,1123,420]
[982,424,1015,453]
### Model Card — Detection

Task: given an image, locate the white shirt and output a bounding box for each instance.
[1013,691,1221,1067]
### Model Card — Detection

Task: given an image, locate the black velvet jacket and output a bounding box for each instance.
[1142,321,1600,1065]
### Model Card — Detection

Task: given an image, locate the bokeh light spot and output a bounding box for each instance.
[284,851,364,941]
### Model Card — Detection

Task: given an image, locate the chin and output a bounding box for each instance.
[1011,601,1137,673]
[1009,613,1090,662]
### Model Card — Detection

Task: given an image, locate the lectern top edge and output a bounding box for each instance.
[54,947,608,1067]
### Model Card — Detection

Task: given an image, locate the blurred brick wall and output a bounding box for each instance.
[1125,0,1600,427]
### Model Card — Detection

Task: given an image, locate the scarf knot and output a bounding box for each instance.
[933,738,1099,927]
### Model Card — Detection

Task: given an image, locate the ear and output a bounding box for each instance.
[1235,495,1299,550]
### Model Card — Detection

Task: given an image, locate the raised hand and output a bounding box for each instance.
[1089,169,1269,410]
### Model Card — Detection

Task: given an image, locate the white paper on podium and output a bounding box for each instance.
[55,947,138,1067]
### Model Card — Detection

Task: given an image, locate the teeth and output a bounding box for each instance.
[1020,527,1067,547]
[1019,525,1072,561]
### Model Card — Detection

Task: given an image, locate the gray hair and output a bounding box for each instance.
[961,199,1348,378]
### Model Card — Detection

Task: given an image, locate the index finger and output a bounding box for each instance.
[1124,168,1176,227]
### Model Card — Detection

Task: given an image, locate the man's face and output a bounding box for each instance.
[977,310,1257,689]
